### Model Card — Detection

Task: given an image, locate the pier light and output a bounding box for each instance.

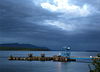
[67,47,71,50]
[63,46,71,50]
[90,56,92,58]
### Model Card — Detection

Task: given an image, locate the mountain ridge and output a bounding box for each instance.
[0,43,50,51]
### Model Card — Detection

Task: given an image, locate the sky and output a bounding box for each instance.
[0,0,100,50]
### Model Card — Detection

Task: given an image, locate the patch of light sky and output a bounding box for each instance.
[43,20,76,31]
[33,0,99,32]
[34,0,96,17]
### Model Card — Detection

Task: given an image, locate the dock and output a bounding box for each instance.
[8,53,76,62]
[8,54,100,62]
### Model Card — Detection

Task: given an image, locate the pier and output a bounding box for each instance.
[8,54,100,62]
[8,53,76,62]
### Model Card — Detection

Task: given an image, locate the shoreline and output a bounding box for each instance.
[0,50,100,52]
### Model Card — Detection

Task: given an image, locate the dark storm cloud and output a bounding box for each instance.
[0,0,59,34]
[0,0,100,50]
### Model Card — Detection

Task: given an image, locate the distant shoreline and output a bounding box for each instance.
[0,47,50,51]
[0,50,100,52]
[0,50,51,51]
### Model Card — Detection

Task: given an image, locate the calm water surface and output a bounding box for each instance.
[0,51,99,72]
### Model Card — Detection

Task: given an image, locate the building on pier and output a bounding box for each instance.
[61,46,71,58]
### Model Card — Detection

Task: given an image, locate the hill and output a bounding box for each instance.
[0,43,50,51]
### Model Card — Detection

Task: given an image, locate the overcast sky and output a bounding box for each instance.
[0,0,100,50]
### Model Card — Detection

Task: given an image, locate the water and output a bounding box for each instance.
[0,51,99,72]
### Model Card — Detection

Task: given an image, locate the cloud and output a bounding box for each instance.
[36,0,97,17]
[43,20,76,31]
[41,13,100,34]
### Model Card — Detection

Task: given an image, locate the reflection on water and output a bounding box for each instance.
[57,62,62,72]
[0,51,99,72]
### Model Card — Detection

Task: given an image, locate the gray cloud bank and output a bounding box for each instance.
[0,0,100,50]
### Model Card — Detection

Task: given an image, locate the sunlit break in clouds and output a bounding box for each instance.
[32,0,99,32]
[43,20,76,31]
[34,0,96,17]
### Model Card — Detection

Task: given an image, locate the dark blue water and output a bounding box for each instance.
[0,51,99,72]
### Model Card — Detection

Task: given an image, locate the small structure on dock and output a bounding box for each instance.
[61,46,71,58]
